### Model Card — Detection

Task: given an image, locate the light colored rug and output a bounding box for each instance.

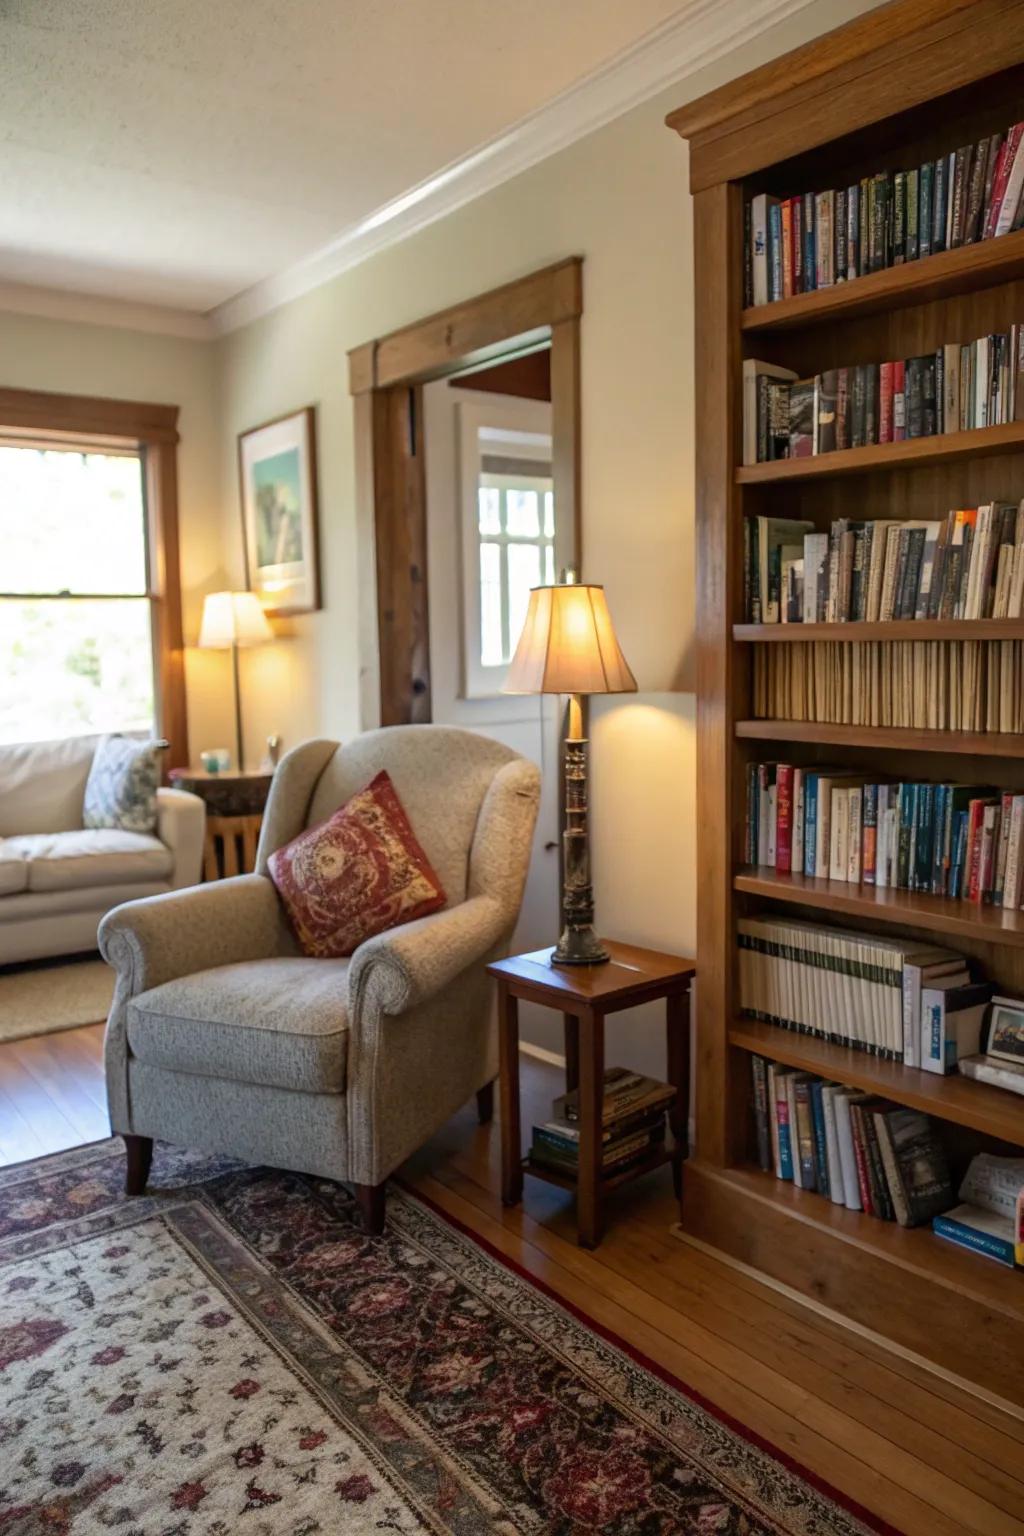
[0,956,113,1043]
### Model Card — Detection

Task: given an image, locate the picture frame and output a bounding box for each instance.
[985,996,1024,1065]
[238,406,321,615]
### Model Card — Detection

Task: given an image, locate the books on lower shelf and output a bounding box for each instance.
[743,328,1024,466]
[751,1056,1024,1265]
[528,1067,674,1180]
[738,914,992,1069]
[932,1152,1024,1267]
[743,504,1024,624]
[744,763,1024,909]
[750,1054,955,1225]
[745,124,1024,309]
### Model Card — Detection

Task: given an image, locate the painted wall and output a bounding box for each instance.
[0,310,225,754]
[0,0,880,1071]
[215,0,879,1068]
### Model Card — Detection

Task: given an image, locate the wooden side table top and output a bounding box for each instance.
[168,767,274,818]
[488,940,696,1014]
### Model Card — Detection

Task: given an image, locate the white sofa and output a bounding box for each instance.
[0,735,205,965]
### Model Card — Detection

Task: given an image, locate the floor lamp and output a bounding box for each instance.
[503,576,637,965]
[198,591,272,772]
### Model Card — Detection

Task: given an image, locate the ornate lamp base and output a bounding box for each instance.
[550,725,610,968]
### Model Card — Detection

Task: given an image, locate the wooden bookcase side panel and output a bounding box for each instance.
[694,179,750,1169]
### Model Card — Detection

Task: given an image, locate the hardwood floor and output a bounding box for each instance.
[2,1027,1022,1535]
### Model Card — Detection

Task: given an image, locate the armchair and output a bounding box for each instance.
[100,726,540,1230]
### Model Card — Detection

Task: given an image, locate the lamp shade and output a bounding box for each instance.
[503,583,637,696]
[198,591,273,649]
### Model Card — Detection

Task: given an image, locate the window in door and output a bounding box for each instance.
[459,401,554,698]
[0,442,157,744]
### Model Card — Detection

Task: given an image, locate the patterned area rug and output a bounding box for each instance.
[0,1141,891,1535]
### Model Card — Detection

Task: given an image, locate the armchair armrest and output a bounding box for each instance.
[156,786,206,889]
[99,873,285,996]
[348,894,507,1019]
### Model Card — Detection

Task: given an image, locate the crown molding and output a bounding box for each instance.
[0,280,215,340]
[210,0,817,337]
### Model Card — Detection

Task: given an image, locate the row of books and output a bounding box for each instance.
[527,1067,675,1181]
[745,504,1024,625]
[738,914,991,1069]
[745,764,1024,909]
[745,122,1024,307]
[753,639,1024,735]
[751,1055,955,1224]
[745,333,1024,468]
[751,1057,1024,1265]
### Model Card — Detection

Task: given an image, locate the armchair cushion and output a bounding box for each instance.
[127,956,349,1094]
[268,770,446,958]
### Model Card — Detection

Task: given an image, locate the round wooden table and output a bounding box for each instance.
[168,768,274,879]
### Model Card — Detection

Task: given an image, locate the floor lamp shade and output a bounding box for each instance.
[198,591,272,770]
[503,581,636,966]
[503,583,637,697]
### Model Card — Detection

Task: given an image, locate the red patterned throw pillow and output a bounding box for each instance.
[268,770,447,958]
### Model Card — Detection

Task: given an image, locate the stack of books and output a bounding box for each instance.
[744,504,1024,625]
[752,637,1024,735]
[528,1066,674,1180]
[751,1055,955,1227]
[745,764,1024,909]
[743,328,1024,465]
[745,121,1024,308]
[738,914,992,1070]
[933,1152,1024,1267]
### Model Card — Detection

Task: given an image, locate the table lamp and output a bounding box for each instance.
[197,591,272,772]
[503,575,637,965]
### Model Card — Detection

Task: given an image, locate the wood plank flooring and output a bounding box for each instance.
[1,1025,1022,1535]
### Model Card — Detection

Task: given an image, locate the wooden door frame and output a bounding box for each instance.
[0,385,188,767]
[348,257,582,728]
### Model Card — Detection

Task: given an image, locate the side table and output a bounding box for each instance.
[487,941,696,1248]
[167,768,274,879]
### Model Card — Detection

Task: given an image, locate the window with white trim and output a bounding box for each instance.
[459,404,554,698]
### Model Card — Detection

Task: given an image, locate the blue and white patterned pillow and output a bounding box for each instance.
[83,736,169,834]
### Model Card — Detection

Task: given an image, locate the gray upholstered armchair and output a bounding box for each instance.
[99,726,540,1231]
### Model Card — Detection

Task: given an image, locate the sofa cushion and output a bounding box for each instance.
[0,735,100,836]
[83,735,167,834]
[4,830,173,892]
[269,770,446,958]
[126,957,350,1094]
[0,844,29,897]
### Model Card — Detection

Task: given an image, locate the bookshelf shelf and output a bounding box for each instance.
[740,228,1024,333]
[735,719,1024,757]
[734,866,1024,947]
[733,619,1024,642]
[729,1018,1024,1144]
[685,1159,1024,1323]
[735,420,1024,485]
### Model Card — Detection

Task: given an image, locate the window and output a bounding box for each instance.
[0,443,157,744]
[459,400,555,698]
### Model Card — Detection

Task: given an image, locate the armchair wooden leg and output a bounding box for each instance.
[123,1135,153,1196]
[476,1081,495,1124]
[353,1182,386,1235]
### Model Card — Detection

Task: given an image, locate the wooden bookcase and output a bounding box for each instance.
[668,0,1024,1409]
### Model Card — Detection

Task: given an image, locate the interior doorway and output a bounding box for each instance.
[348,261,583,1055]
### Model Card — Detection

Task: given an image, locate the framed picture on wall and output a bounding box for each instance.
[238,406,321,615]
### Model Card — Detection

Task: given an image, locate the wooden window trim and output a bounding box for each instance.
[0,386,188,768]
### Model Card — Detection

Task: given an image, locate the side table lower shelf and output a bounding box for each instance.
[524,1145,678,1195]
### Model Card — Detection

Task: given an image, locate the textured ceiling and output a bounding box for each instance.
[0,0,688,313]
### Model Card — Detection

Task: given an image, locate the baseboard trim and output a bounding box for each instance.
[671,1222,1024,1425]
[518,1041,566,1068]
